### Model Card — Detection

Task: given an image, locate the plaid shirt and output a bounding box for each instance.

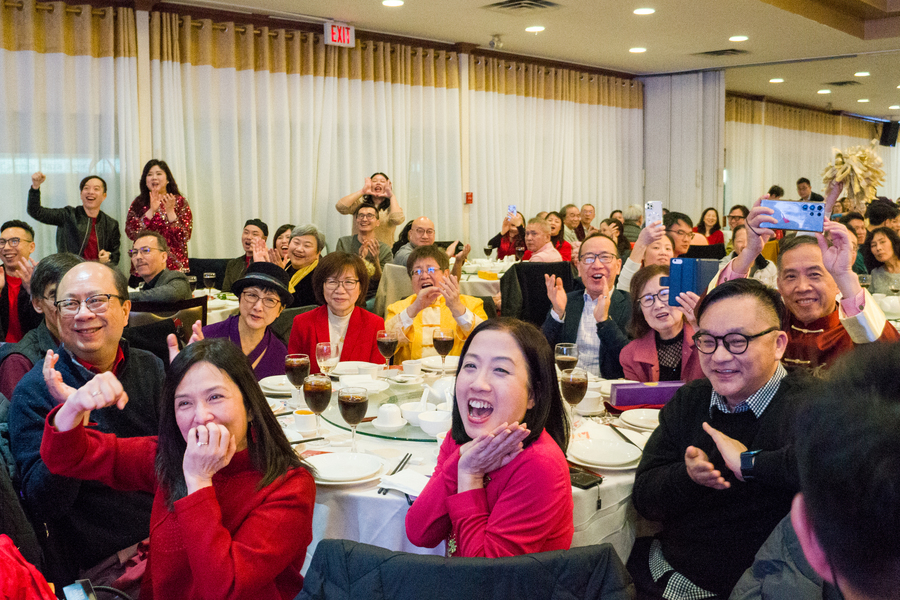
[709,363,787,419]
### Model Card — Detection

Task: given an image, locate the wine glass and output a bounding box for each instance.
[338,387,368,453]
[554,343,579,373]
[858,274,870,290]
[560,368,588,428]
[483,245,493,258]
[315,342,341,375]
[432,328,455,374]
[515,245,526,261]
[376,330,399,368]
[303,374,332,447]
[203,272,216,296]
[187,276,197,294]
[890,275,900,296]
[284,354,310,410]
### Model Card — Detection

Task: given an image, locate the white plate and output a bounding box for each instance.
[306,452,383,482]
[575,405,606,417]
[567,454,640,472]
[207,298,227,310]
[569,438,642,467]
[334,379,390,394]
[421,355,459,371]
[371,417,408,433]
[268,401,285,413]
[620,409,660,431]
[332,361,380,376]
[260,376,294,395]
[313,465,386,487]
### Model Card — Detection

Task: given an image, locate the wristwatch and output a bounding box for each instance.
[740,450,762,481]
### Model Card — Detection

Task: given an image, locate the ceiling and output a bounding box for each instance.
[166,0,900,120]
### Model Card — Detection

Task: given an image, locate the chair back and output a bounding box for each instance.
[476,295,497,320]
[187,258,230,291]
[500,262,573,327]
[271,305,319,346]
[129,296,208,344]
[373,263,413,318]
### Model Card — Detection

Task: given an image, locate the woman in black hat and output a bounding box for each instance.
[202,262,291,380]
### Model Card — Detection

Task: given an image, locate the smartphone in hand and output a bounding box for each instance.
[661,258,720,306]
[759,200,825,233]
[644,201,663,227]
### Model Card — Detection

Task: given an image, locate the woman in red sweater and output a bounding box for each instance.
[288,252,384,372]
[40,339,315,600]
[694,207,724,246]
[406,318,573,557]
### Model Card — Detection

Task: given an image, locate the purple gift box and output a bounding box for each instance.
[610,381,685,407]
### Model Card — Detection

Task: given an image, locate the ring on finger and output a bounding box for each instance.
[197,441,208,446]
[91,391,102,397]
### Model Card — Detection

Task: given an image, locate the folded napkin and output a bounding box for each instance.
[379,469,431,496]
[340,374,376,386]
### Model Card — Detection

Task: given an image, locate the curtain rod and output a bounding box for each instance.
[2,1,111,16]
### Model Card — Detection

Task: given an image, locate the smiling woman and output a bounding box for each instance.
[406,318,573,558]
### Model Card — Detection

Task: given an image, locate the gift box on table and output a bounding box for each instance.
[610,381,684,407]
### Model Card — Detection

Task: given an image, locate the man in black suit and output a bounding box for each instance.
[127,230,191,302]
[796,178,824,203]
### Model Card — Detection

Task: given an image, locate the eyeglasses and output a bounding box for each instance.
[0,237,32,248]
[127,246,161,257]
[692,326,779,355]
[413,228,435,236]
[412,266,439,277]
[666,229,694,239]
[639,289,670,307]
[241,291,281,309]
[726,215,746,222]
[55,294,124,317]
[323,279,360,291]
[357,213,377,221]
[579,252,617,265]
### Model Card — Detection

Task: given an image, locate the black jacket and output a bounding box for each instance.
[27,188,121,264]
[0,280,41,341]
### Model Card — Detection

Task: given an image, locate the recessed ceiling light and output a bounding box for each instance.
[634,8,655,15]
[630,47,647,53]
[890,105,900,110]
[769,78,784,83]
[382,0,403,5]
[525,25,544,33]
[818,89,831,94]
[858,99,870,103]
[854,72,870,77]
[729,35,748,42]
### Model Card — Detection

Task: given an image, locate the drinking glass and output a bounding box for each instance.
[890,274,900,296]
[554,343,579,372]
[483,245,493,258]
[187,276,197,294]
[376,330,399,368]
[858,274,870,290]
[560,368,588,428]
[203,272,216,296]
[432,328,455,374]
[338,387,368,453]
[515,245,526,261]
[316,342,341,375]
[284,354,310,410]
[303,374,332,447]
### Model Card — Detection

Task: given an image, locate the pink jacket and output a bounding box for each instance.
[619,323,704,383]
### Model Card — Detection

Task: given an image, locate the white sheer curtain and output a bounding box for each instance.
[150,15,462,259]
[0,3,140,268]
[642,71,725,221]
[466,58,643,246]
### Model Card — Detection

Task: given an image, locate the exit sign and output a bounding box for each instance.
[324,21,355,47]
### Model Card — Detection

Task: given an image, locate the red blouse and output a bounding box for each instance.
[693,227,724,246]
[125,195,193,271]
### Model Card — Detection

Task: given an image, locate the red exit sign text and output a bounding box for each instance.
[324,22,355,48]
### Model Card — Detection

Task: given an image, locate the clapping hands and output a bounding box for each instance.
[44,350,130,432]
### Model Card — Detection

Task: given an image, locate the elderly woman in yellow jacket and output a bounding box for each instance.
[385,245,488,363]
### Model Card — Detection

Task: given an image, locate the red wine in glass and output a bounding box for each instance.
[338,387,368,452]
[187,276,197,293]
[515,245,526,260]
[285,356,310,388]
[433,335,454,357]
[483,245,493,257]
[376,330,399,367]
[203,272,216,295]
[303,377,332,414]
[556,355,579,371]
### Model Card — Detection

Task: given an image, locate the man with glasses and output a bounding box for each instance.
[542,232,631,378]
[524,218,563,263]
[336,202,393,300]
[724,205,749,254]
[127,230,191,302]
[663,212,695,257]
[27,171,120,265]
[0,220,40,343]
[221,219,268,292]
[392,216,436,266]
[385,245,487,363]
[630,278,808,599]
[8,261,162,587]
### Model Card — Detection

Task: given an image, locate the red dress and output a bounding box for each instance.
[40,408,314,600]
[125,195,193,271]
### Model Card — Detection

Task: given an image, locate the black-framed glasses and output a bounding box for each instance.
[0,237,32,248]
[55,294,124,317]
[241,291,281,309]
[666,229,694,239]
[127,246,161,257]
[726,214,746,222]
[580,252,617,265]
[357,213,377,221]
[323,279,360,291]
[692,326,779,355]
[639,289,670,307]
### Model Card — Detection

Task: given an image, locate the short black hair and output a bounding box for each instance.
[795,343,900,598]
[767,185,784,198]
[728,205,750,218]
[30,253,84,300]
[796,178,811,187]
[244,218,268,238]
[663,212,692,230]
[79,175,107,193]
[1,220,35,239]
[776,235,821,271]
[272,223,295,248]
[695,278,785,330]
[866,201,900,227]
[353,201,379,219]
[838,211,865,226]
[406,244,449,277]
[132,229,170,253]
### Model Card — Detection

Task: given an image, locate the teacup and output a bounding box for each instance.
[293,409,317,436]
[402,359,422,376]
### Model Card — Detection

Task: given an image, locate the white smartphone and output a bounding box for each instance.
[644,201,663,227]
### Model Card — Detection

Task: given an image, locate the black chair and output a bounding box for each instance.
[129,296,208,344]
[476,295,497,320]
[683,243,726,260]
[499,262,574,327]
[271,305,319,346]
[187,258,230,291]
[296,539,634,600]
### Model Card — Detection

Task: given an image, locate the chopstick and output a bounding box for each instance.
[378,452,412,495]
[607,424,643,452]
[290,437,324,445]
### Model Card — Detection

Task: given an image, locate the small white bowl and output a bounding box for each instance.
[371,417,408,433]
[436,401,452,412]
[399,402,436,427]
[418,410,452,436]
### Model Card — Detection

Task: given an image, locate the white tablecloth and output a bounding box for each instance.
[193,289,240,324]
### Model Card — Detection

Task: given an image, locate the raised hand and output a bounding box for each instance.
[675,291,700,331]
[702,422,748,482]
[250,237,269,263]
[31,172,46,190]
[166,321,204,364]
[18,257,37,294]
[685,444,730,490]
[382,179,393,199]
[818,219,862,299]
[42,350,77,405]
[183,423,237,494]
[592,273,612,323]
[98,249,111,264]
[0,265,5,290]
[49,357,130,432]
[361,177,374,196]
[438,273,465,318]
[823,180,845,215]
[545,274,568,317]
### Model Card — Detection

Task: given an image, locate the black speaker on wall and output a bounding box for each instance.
[880,121,899,147]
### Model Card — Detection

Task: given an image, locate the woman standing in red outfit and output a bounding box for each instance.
[125,159,193,271]
[288,252,384,372]
[693,207,724,246]
[406,318,573,557]
[40,339,315,600]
